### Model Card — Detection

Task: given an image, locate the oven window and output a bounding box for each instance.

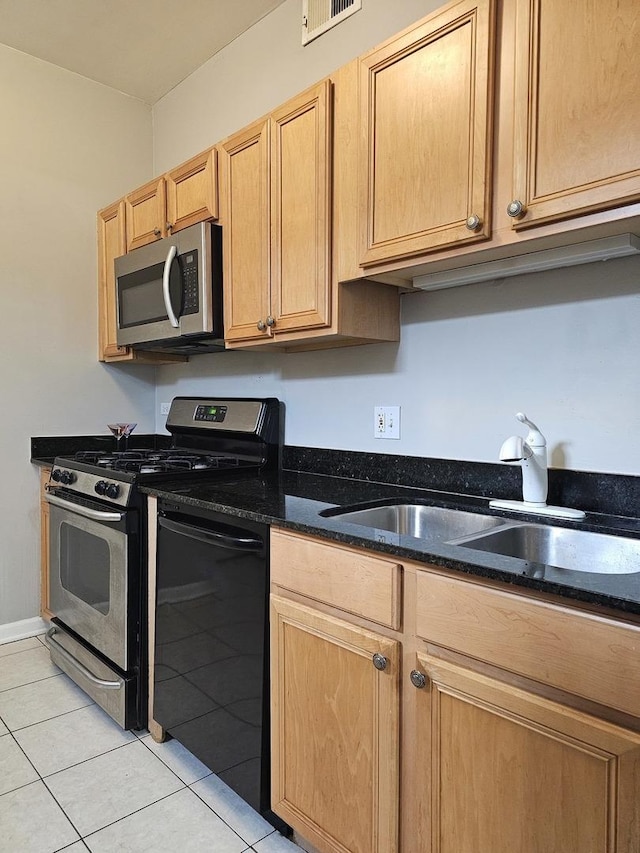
[60,524,111,615]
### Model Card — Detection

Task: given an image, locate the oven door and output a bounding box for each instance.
[46,491,139,672]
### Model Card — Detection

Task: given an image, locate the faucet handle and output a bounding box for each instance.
[515,412,546,448]
[516,412,540,431]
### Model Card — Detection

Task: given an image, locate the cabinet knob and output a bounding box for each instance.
[506,199,526,218]
[410,670,427,689]
[166,222,173,232]
[465,214,482,231]
[372,653,388,671]
[257,320,266,331]
[153,227,162,236]
[266,315,276,328]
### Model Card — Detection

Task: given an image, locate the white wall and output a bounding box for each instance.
[152,0,640,476]
[153,0,433,172]
[1,45,156,626]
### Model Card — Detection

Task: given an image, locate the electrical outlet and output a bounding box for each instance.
[160,402,170,416]
[374,406,400,439]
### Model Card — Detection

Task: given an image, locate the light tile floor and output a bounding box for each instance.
[0,635,303,853]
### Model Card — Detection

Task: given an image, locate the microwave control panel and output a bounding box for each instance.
[182,250,199,315]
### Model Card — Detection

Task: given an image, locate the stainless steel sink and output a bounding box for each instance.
[321,503,505,541]
[452,523,640,574]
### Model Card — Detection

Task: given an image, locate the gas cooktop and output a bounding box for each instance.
[72,448,247,475]
[49,397,283,506]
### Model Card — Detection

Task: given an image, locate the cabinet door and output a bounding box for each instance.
[270,80,332,333]
[40,468,52,620]
[125,177,166,250]
[511,0,640,229]
[97,201,130,361]
[413,653,640,853]
[166,147,218,234]
[359,0,495,266]
[270,595,399,853]
[219,120,272,342]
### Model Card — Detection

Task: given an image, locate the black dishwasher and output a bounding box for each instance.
[154,499,280,826]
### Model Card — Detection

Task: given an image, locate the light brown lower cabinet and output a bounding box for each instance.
[39,468,52,620]
[413,653,640,853]
[270,595,400,853]
[270,529,640,853]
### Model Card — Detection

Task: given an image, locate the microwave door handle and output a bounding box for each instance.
[162,243,180,328]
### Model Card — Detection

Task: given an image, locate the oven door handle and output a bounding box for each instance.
[46,627,123,690]
[45,492,124,522]
[159,515,262,551]
[162,243,180,328]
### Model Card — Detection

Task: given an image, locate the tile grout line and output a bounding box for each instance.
[136,735,258,846]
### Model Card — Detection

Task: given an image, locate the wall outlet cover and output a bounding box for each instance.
[374,406,400,439]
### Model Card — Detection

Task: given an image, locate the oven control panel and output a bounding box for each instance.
[194,404,227,423]
[49,467,132,507]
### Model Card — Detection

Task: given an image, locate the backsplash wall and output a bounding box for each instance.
[156,254,640,475]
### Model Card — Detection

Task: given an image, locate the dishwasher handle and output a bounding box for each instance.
[158,514,263,551]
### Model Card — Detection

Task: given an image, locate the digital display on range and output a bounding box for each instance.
[194,405,227,423]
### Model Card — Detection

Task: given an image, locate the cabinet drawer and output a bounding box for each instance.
[415,570,640,717]
[271,529,402,630]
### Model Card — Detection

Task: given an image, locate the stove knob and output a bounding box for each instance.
[59,470,76,485]
[51,469,63,482]
[95,480,108,496]
[105,483,120,500]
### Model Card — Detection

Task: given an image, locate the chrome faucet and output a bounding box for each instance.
[490,413,585,520]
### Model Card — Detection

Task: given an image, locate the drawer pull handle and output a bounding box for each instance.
[372,653,388,671]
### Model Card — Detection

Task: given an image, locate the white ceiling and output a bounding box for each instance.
[0,0,288,104]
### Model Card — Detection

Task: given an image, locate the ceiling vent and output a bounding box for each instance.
[302,0,362,45]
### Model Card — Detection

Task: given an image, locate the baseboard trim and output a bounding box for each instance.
[0,617,49,645]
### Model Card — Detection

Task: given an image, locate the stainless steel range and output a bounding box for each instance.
[45,397,282,730]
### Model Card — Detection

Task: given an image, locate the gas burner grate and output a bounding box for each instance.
[73,449,247,475]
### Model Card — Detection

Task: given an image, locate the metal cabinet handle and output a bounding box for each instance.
[153,227,162,236]
[410,670,427,689]
[465,214,482,231]
[372,653,388,671]
[257,319,266,331]
[266,315,276,327]
[166,222,173,232]
[506,199,526,218]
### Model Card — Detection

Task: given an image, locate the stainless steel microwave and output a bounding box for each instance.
[115,222,224,354]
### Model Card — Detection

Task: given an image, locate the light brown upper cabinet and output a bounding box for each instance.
[98,200,130,361]
[358,0,496,267]
[220,81,332,344]
[220,73,400,350]
[165,147,218,234]
[509,0,640,230]
[125,148,218,251]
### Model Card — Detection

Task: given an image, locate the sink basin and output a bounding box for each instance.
[321,503,505,541]
[452,523,640,574]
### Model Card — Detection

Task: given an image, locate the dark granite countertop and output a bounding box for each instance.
[140,468,640,617]
[31,435,640,615]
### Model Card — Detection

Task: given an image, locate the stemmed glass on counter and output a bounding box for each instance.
[107,423,137,452]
